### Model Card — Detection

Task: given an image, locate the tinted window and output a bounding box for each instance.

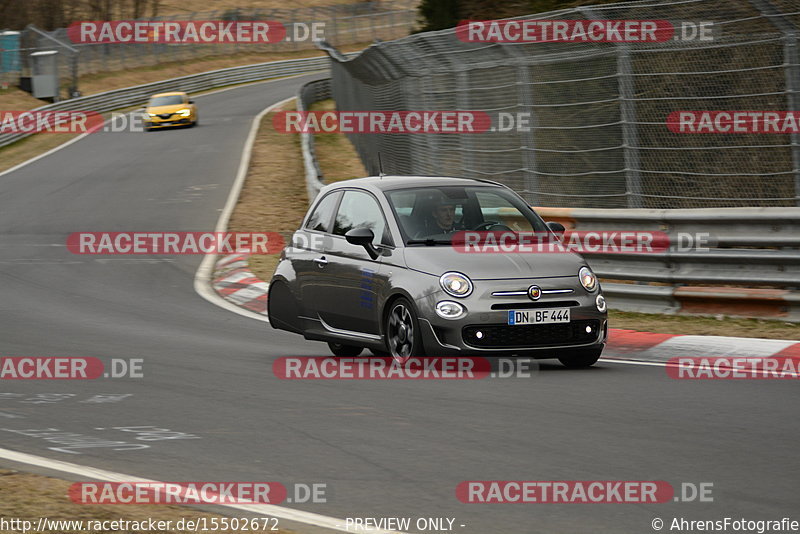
[148,95,185,106]
[305,192,340,233]
[386,186,547,243]
[333,190,389,246]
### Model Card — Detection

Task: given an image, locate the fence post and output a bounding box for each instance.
[330,6,339,47]
[70,51,78,96]
[617,43,643,208]
[502,44,538,205]
[581,7,642,208]
[749,0,800,206]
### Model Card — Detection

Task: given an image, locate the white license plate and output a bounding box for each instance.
[508,308,570,325]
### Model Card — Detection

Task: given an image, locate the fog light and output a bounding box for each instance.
[476,331,484,339]
[596,294,607,312]
[585,325,593,334]
[435,300,465,320]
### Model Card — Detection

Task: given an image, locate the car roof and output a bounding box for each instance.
[149,92,187,98]
[319,175,505,194]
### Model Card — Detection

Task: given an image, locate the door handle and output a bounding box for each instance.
[313,256,328,267]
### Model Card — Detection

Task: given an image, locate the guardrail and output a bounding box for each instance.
[0,55,333,149]
[297,80,800,323]
[537,207,800,322]
[297,78,331,200]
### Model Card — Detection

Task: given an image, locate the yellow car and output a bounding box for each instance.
[144,91,198,130]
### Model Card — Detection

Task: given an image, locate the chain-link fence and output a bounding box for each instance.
[0,0,416,98]
[322,0,800,208]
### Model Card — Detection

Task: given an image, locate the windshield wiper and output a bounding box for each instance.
[406,238,451,246]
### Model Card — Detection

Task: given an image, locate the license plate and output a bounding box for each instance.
[508,308,570,325]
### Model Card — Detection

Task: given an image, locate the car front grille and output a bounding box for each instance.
[462,320,600,349]
[158,113,173,119]
[490,300,580,310]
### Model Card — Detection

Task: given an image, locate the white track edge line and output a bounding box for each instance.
[0,447,405,534]
[191,94,297,324]
[0,75,395,532]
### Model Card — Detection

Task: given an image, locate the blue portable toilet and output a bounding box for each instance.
[0,31,21,73]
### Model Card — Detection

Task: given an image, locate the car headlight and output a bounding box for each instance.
[145,112,156,117]
[579,266,598,292]
[177,109,191,116]
[440,272,473,298]
[435,301,465,320]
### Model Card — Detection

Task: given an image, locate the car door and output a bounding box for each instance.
[314,189,392,336]
[290,190,341,322]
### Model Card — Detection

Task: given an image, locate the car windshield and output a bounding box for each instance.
[385,185,549,245]
[148,95,184,107]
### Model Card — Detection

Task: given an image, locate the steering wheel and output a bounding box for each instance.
[472,221,512,231]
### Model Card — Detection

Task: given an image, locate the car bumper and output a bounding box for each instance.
[145,117,193,128]
[413,280,607,357]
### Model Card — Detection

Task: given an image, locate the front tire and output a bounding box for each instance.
[385,297,424,364]
[328,342,363,357]
[558,347,603,369]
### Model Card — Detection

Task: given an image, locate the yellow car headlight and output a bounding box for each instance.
[177,109,192,117]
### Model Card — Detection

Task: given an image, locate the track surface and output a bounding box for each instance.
[0,75,797,533]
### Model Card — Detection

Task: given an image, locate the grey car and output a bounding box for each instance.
[268,176,608,368]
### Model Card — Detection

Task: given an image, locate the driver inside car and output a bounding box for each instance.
[415,195,465,237]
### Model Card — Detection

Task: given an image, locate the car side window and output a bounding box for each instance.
[333,190,391,246]
[305,192,340,233]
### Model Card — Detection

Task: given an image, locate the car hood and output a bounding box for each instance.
[146,104,189,114]
[402,246,584,279]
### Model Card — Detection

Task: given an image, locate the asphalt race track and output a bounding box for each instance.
[0,74,797,533]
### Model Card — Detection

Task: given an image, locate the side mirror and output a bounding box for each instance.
[188,100,194,104]
[345,227,374,246]
[345,228,379,259]
[546,221,565,237]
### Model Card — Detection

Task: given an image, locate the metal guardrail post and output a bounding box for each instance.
[750,0,800,206]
